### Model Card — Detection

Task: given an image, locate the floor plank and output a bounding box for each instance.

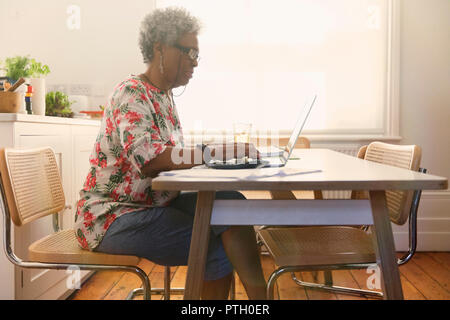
[70,270,124,300]
[168,266,187,300]
[233,272,249,300]
[70,252,450,300]
[399,257,450,300]
[428,252,450,272]
[399,273,427,300]
[331,270,368,300]
[349,267,425,300]
[348,268,384,299]
[300,271,337,300]
[103,259,155,300]
[276,271,308,300]
[146,264,168,300]
[411,253,450,293]
[261,255,278,299]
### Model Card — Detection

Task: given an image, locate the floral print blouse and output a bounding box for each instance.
[74,76,184,251]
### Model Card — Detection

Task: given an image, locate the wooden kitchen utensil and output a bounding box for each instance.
[7,78,26,92]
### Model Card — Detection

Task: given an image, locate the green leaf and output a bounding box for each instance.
[118,194,132,203]
[106,204,119,214]
[135,154,146,168]
[118,103,129,115]
[109,172,125,184]
[156,113,167,130]
[45,91,74,117]
[77,229,85,239]
[109,145,123,158]
[94,234,103,244]
[82,204,91,213]
[2,55,50,80]
[104,181,117,194]
[28,58,51,78]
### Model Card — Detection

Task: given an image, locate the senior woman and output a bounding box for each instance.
[74,7,266,300]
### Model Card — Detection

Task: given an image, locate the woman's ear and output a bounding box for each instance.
[154,42,163,54]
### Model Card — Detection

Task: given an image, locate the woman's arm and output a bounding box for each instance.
[141,146,199,178]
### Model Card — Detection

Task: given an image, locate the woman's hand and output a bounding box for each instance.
[143,143,260,178]
[205,143,260,162]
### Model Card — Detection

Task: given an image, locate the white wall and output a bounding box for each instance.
[0,0,156,107]
[400,0,450,179]
[397,0,450,251]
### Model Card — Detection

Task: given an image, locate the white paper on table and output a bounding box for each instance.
[158,167,322,180]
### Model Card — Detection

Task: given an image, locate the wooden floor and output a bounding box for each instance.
[69,191,450,300]
[69,251,450,300]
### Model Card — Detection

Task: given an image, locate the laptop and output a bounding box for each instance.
[206,95,317,169]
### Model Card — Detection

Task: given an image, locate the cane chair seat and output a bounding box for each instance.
[259,226,376,267]
[28,229,140,266]
[258,142,424,299]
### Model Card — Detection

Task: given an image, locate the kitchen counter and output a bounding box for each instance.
[0,113,101,126]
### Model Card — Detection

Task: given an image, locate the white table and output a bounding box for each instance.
[152,149,448,300]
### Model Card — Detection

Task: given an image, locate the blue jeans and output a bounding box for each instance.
[96,191,246,281]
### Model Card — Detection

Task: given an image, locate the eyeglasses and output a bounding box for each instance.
[173,44,200,63]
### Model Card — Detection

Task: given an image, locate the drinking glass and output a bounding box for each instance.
[233,123,252,144]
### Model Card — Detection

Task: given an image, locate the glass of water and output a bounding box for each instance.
[233,122,252,143]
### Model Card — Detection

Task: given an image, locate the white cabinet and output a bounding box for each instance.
[0,114,100,300]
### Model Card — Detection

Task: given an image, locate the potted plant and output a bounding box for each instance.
[1,55,50,82]
[45,91,74,118]
[0,55,51,115]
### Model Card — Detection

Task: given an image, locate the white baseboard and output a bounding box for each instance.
[393,232,450,252]
[400,190,450,251]
[35,270,93,300]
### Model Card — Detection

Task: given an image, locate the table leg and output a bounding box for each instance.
[269,190,323,200]
[183,191,216,300]
[369,190,404,300]
[313,190,323,200]
[269,190,296,200]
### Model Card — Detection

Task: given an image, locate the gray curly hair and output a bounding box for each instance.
[139,7,202,64]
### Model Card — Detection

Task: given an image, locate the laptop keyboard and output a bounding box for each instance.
[206,157,266,169]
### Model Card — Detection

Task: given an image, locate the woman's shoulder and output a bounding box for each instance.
[113,75,147,95]
[108,76,153,108]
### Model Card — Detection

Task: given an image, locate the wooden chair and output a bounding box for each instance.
[0,147,184,300]
[257,142,425,299]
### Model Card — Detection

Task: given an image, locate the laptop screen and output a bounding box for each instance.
[282,95,317,161]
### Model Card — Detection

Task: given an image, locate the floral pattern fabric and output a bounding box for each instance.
[74,76,184,250]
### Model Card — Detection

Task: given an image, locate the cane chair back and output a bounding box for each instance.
[0,147,140,265]
[295,136,310,149]
[363,142,421,225]
[0,148,65,227]
[356,145,368,159]
[351,146,369,200]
